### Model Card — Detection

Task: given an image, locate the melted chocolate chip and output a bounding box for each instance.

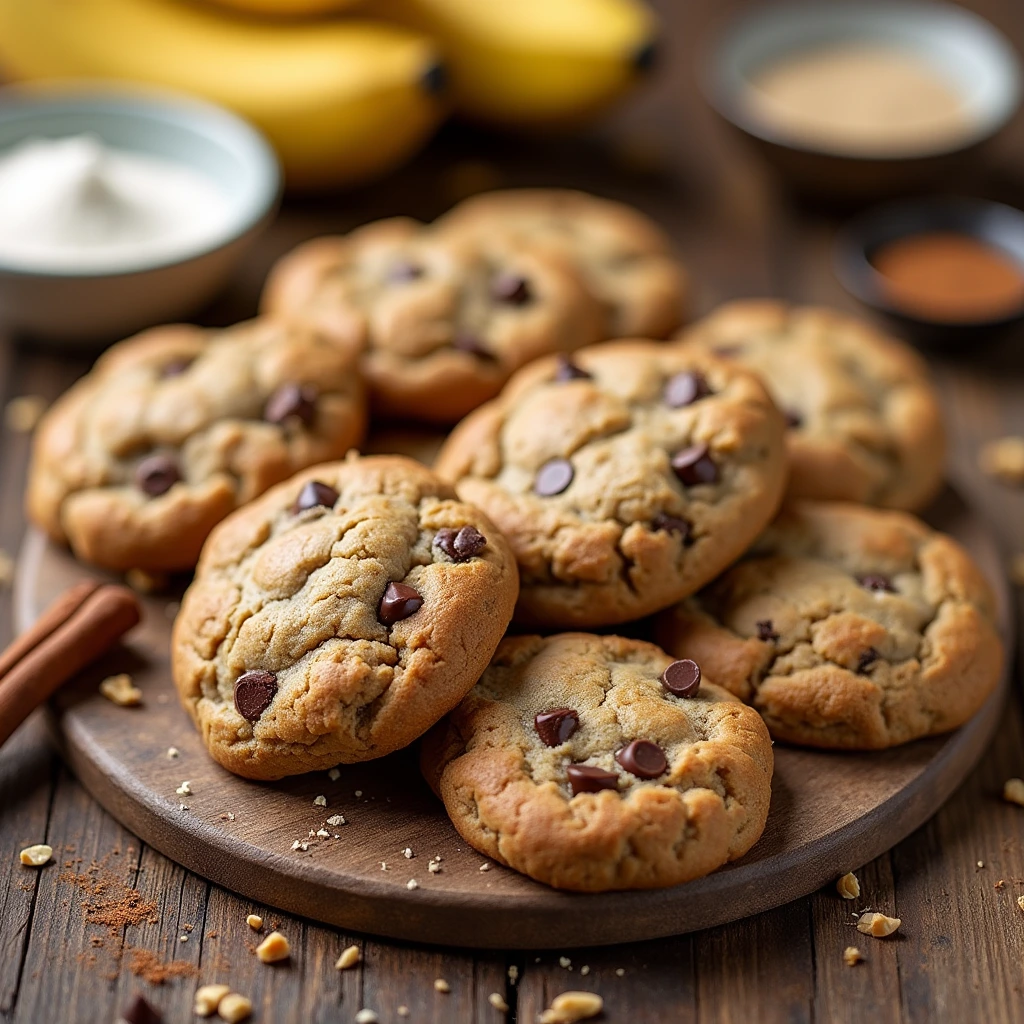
[121,994,163,1024]
[671,443,718,486]
[664,371,711,408]
[491,272,532,305]
[234,670,277,723]
[135,454,179,497]
[265,383,317,426]
[756,619,779,642]
[534,708,579,747]
[292,480,339,514]
[566,764,618,795]
[160,356,193,379]
[615,739,668,779]
[434,525,486,561]
[379,582,423,626]
[661,658,701,697]
[387,260,423,283]
[651,512,692,543]
[554,354,592,381]
[534,458,574,497]
[857,647,880,674]
[453,331,495,360]
[784,408,804,429]
[858,574,896,593]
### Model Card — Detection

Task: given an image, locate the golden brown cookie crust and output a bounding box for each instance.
[26,318,366,572]
[172,454,519,780]
[434,340,788,627]
[421,633,773,892]
[655,501,1003,749]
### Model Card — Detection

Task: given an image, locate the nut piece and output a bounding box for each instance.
[434,978,450,993]
[488,992,509,1012]
[836,872,860,900]
[979,436,1024,486]
[255,930,290,963]
[843,946,865,966]
[99,673,142,707]
[355,1011,379,1024]
[1017,896,1024,912]
[217,993,252,1022]
[19,844,53,867]
[336,945,360,970]
[539,991,604,1023]
[1003,778,1024,807]
[194,983,231,1017]
[856,912,901,937]
[246,914,263,930]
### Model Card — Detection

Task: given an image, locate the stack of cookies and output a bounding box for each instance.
[25,190,1004,896]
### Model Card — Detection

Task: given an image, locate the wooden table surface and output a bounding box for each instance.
[4,1,1024,1021]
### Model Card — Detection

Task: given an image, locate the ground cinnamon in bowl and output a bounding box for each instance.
[871,231,1024,322]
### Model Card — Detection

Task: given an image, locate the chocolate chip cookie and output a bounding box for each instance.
[261,216,605,423]
[437,188,688,339]
[172,454,519,780]
[433,340,788,627]
[676,300,946,510]
[655,501,1003,749]
[27,319,366,573]
[420,633,773,892]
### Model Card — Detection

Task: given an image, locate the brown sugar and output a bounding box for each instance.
[127,947,198,985]
[872,232,1024,322]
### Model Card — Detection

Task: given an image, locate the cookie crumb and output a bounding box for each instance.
[559,956,572,969]
[836,871,860,900]
[99,673,142,707]
[488,992,509,1012]
[406,879,418,890]
[1003,778,1024,806]
[194,983,230,1016]
[397,1008,410,1019]
[246,914,262,931]
[977,861,985,869]
[539,991,604,1023]
[979,436,1024,485]
[336,945,360,970]
[1017,896,1024,912]
[615,968,625,977]
[856,912,901,937]
[428,858,442,874]
[175,781,192,796]
[313,795,327,807]
[403,847,414,859]
[380,862,387,871]
[355,790,362,798]
[166,748,179,759]
[434,978,450,993]
[217,993,252,1022]
[508,965,519,984]
[355,1010,379,1024]
[179,934,189,942]
[843,946,864,966]
[255,931,290,963]
[19,844,52,867]
[327,814,346,826]
[479,862,491,872]
[5,394,47,433]
[327,767,341,781]
[580,965,590,976]
[995,879,1006,890]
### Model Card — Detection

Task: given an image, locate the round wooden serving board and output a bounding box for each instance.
[15,486,1012,950]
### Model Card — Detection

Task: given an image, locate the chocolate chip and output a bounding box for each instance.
[265,383,317,426]
[379,581,423,626]
[434,525,486,561]
[784,408,804,429]
[554,354,592,381]
[756,619,779,642]
[664,371,711,408]
[453,331,495,360]
[566,764,618,795]
[661,658,701,697]
[160,357,193,379]
[534,458,573,497]
[135,454,179,497]
[387,260,423,283]
[615,739,668,779]
[858,574,896,593]
[121,994,163,1024]
[857,647,880,674]
[534,708,579,747]
[234,670,278,723]
[671,443,718,486]
[292,480,338,514]
[491,272,532,305]
[651,512,692,543]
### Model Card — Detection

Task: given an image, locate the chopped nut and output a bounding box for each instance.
[856,912,901,937]
[407,879,418,890]
[355,1011,379,1024]
[167,747,179,759]
[19,844,52,867]
[180,934,189,942]
[843,946,864,966]
[836,871,860,900]
[313,795,327,807]
[1003,778,1024,806]
[217,993,253,1022]
[488,991,509,1012]
[255,930,290,963]
[175,781,192,796]
[5,394,47,433]
[326,814,346,826]
[434,978,450,993]
[539,991,604,1023]
[979,436,1024,486]
[336,945,360,970]
[194,983,231,1016]
[328,767,341,781]
[977,861,985,869]
[246,914,262,930]
[397,1008,410,1019]
[99,673,142,707]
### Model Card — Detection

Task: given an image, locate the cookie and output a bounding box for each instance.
[676,300,945,510]
[172,454,519,780]
[434,340,788,627]
[26,318,366,573]
[261,216,605,423]
[420,633,773,892]
[436,188,688,338]
[655,501,1003,749]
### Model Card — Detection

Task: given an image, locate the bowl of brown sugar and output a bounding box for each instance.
[835,197,1024,348]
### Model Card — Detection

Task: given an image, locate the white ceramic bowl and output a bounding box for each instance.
[0,85,280,345]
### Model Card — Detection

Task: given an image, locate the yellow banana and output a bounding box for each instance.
[201,0,361,15]
[368,0,657,126]
[0,0,447,190]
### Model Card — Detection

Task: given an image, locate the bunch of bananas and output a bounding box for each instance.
[0,0,657,190]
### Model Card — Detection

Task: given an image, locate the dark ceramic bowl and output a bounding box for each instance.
[834,197,1024,349]
[702,1,1021,203]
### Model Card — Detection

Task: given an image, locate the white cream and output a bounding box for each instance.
[0,134,231,273]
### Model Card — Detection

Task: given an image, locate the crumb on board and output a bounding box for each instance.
[539,991,604,1023]
[355,1010,379,1024]
[488,992,509,1012]
[837,871,860,899]
[313,795,327,807]
[193,982,230,1016]
[255,931,290,964]
[406,879,418,891]
[217,993,253,1022]
[844,946,865,966]
[336,945,360,970]
[856,912,901,937]
[99,673,142,707]
[1003,778,1024,806]
[19,844,52,867]
[246,914,262,931]
[434,978,450,993]
[175,781,191,796]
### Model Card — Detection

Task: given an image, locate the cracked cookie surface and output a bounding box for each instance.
[261,216,605,423]
[420,633,773,892]
[27,318,366,573]
[434,340,788,627]
[655,501,1003,749]
[676,300,945,510]
[172,454,519,780]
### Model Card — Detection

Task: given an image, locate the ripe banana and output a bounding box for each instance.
[201,0,361,15]
[368,0,658,126]
[0,0,447,190]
